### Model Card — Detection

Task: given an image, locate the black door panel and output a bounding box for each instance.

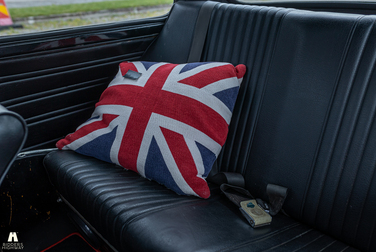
[0,16,167,150]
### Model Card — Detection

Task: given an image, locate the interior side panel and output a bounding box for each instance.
[0,17,167,150]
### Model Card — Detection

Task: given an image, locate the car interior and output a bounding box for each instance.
[1,0,376,251]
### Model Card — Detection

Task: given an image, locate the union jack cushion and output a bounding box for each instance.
[57,61,246,198]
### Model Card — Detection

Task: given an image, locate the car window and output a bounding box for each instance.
[0,0,172,36]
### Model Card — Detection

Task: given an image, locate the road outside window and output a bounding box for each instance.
[0,0,172,36]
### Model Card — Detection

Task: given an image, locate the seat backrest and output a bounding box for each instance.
[209,5,376,251]
[144,2,376,250]
[0,105,27,186]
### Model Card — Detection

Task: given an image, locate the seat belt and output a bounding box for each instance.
[266,184,289,216]
[211,172,288,228]
[187,1,218,63]
[220,183,272,228]
[209,171,245,188]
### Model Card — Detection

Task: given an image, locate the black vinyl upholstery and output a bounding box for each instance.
[203,5,376,250]
[0,18,165,150]
[44,151,357,252]
[44,1,376,251]
[0,105,27,186]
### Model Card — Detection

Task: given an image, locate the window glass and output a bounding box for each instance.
[0,0,172,36]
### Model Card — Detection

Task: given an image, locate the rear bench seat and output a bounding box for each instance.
[44,1,376,251]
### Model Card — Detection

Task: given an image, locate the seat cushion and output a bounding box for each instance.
[44,150,359,252]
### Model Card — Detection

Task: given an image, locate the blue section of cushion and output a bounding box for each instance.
[145,137,185,195]
[85,115,100,123]
[214,86,240,111]
[76,126,117,164]
[141,61,159,70]
[196,142,216,178]
[180,62,210,73]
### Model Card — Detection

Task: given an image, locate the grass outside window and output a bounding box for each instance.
[8,0,172,18]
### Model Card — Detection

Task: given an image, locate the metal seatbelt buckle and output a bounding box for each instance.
[239,200,272,228]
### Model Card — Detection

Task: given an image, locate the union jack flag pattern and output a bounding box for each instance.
[57,61,246,198]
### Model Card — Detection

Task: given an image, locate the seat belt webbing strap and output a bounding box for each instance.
[220,183,253,207]
[209,172,245,188]
[187,1,218,63]
[267,184,289,216]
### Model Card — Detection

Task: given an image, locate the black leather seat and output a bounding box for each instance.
[45,150,360,252]
[0,105,27,186]
[44,1,376,251]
